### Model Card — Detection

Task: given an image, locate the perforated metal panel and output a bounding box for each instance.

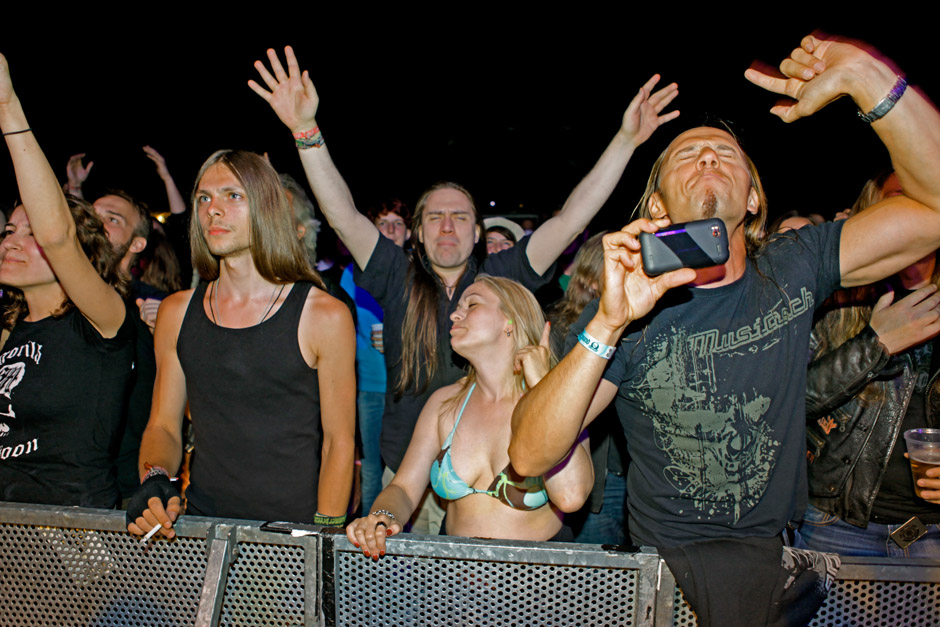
[670,573,940,626]
[671,585,697,627]
[220,541,307,626]
[0,522,206,626]
[335,549,639,627]
[809,579,940,627]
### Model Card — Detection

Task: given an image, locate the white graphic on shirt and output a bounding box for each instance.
[0,362,25,435]
[633,288,814,523]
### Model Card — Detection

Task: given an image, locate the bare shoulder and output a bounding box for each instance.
[301,284,352,323]
[298,284,354,367]
[153,288,196,345]
[428,380,465,408]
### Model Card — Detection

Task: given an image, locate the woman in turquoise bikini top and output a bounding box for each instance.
[347,276,593,556]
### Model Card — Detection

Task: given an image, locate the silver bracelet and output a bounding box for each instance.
[858,76,907,123]
[578,330,616,360]
[371,509,396,521]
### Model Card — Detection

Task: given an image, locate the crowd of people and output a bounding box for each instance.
[2,30,940,625]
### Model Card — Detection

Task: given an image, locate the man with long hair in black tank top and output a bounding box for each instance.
[125,150,356,538]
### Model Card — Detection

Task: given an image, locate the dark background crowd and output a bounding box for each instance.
[1,16,934,238]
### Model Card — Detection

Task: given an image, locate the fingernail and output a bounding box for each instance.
[363,550,370,557]
[379,551,385,557]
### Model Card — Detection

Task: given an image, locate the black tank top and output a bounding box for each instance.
[178,281,322,522]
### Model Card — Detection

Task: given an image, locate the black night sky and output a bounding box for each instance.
[1,15,935,241]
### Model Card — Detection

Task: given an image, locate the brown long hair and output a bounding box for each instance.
[634,123,768,257]
[398,181,484,396]
[2,197,127,329]
[549,232,606,339]
[190,150,324,290]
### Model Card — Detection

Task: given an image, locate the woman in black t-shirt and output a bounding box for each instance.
[0,53,133,508]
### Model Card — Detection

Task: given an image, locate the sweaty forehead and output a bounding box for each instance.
[665,127,742,158]
[424,189,474,215]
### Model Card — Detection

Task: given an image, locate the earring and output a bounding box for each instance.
[505,329,512,337]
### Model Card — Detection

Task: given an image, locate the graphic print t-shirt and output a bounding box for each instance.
[0,307,134,508]
[578,222,842,548]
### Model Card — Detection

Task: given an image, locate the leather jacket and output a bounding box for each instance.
[805,325,940,527]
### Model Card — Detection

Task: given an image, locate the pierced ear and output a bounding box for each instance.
[648,193,668,220]
[129,236,147,255]
[747,187,760,215]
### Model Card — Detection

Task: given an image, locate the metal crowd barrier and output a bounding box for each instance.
[1,502,939,626]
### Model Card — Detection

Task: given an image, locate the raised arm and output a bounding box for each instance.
[525,75,679,275]
[65,153,92,199]
[126,291,190,538]
[0,54,125,336]
[346,386,449,558]
[745,34,940,287]
[510,221,695,476]
[143,146,187,216]
[308,292,357,520]
[249,46,379,270]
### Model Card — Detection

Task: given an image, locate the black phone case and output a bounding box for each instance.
[640,218,730,276]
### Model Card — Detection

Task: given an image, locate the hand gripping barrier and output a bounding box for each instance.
[1,502,939,626]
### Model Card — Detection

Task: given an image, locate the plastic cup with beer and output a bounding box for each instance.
[903,428,940,499]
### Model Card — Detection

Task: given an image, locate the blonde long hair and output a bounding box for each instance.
[443,275,555,413]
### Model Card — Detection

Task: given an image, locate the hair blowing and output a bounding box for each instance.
[398,181,483,396]
[190,150,324,290]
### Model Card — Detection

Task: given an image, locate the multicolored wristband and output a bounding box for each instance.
[293,126,324,149]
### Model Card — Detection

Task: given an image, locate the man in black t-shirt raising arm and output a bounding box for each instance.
[249,48,679,531]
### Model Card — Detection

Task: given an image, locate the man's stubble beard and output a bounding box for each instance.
[702,190,718,219]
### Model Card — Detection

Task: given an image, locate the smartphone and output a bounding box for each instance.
[640,218,729,276]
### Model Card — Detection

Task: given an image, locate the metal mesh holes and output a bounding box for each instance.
[0,523,207,626]
[672,585,698,627]
[219,541,306,626]
[809,579,940,627]
[335,551,637,627]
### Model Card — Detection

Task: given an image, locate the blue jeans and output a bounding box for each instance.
[358,391,385,514]
[573,472,627,545]
[800,504,940,558]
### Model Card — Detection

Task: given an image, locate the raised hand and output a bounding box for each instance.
[248,46,319,134]
[66,153,93,191]
[514,321,552,388]
[0,53,16,109]
[596,219,696,334]
[621,74,680,148]
[143,145,171,180]
[870,285,940,355]
[744,33,879,123]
